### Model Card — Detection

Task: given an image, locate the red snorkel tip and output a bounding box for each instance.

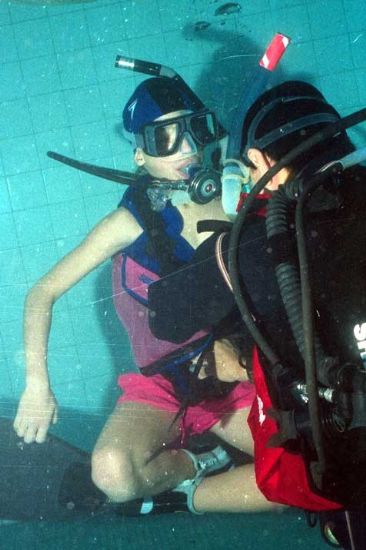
[259,33,291,71]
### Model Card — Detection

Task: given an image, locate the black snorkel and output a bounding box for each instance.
[46,150,138,186]
[46,150,221,209]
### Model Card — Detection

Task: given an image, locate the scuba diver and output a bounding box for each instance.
[148,80,366,548]
[13,62,280,516]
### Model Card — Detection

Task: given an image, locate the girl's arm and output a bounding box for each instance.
[14,207,142,444]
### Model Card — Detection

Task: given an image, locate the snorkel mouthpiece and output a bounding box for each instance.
[146,163,222,209]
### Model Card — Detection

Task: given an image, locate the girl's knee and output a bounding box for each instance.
[91,446,138,502]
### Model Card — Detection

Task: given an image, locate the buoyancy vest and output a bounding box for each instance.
[112,176,211,370]
[242,179,366,511]
[248,347,342,511]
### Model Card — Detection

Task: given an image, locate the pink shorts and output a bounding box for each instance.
[117,372,255,445]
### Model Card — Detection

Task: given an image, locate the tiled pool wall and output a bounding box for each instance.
[0,0,365,418]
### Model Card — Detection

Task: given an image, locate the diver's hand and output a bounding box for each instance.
[13,385,58,444]
[199,339,249,383]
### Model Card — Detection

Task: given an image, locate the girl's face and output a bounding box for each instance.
[134,110,202,181]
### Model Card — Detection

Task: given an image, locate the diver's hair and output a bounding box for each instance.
[241,81,355,173]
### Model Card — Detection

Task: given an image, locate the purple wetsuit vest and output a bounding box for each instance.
[112,183,209,370]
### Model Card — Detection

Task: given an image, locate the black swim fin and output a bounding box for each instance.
[0,418,107,521]
[0,418,190,521]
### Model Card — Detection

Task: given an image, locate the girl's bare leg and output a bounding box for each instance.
[193,463,283,513]
[192,406,284,513]
[91,401,196,502]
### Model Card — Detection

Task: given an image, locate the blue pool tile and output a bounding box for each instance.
[92,42,131,83]
[344,0,366,33]
[77,342,118,376]
[13,18,54,60]
[1,321,24,368]
[0,62,25,101]
[0,178,11,214]
[70,302,109,346]
[270,4,311,43]
[84,372,119,412]
[0,283,27,324]
[269,0,305,8]
[159,0,196,32]
[7,170,48,211]
[13,205,54,247]
[1,136,40,176]
[109,122,134,162]
[57,49,97,90]
[0,213,18,249]
[0,99,33,140]
[0,248,27,286]
[54,234,83,260]
[313,35,353,76]
[318,71,360,109]
[1,319,23,362]
[49,11,91,53]
[63,86,104,126]
[86,3,127,46]
[48,308,76,349]
[350,32,366,69]
[21,55,61,96]
[78,156,123,197]
[28,91,69,133]
[66,267,104,310]
[48,345,82,386]
[122,0,161,39]
[8,3,48,23]
[0,354,14,401]
[20,241,58,284]
[84,192,118,229]
[0,3,10,26]
[307,0,347,39]
[72,120,112,161]
[98,78,131,120]
[48,198,89,240]
[35,127,74,169]
[44,3,85,16]
[52,379,88,410]
[355,69,366,103]
[43,164,82,204]
[0,25,18,63]
[281,40,317,78]
[8,359,26,398]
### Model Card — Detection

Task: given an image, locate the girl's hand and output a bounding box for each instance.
[13,385,58,444]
